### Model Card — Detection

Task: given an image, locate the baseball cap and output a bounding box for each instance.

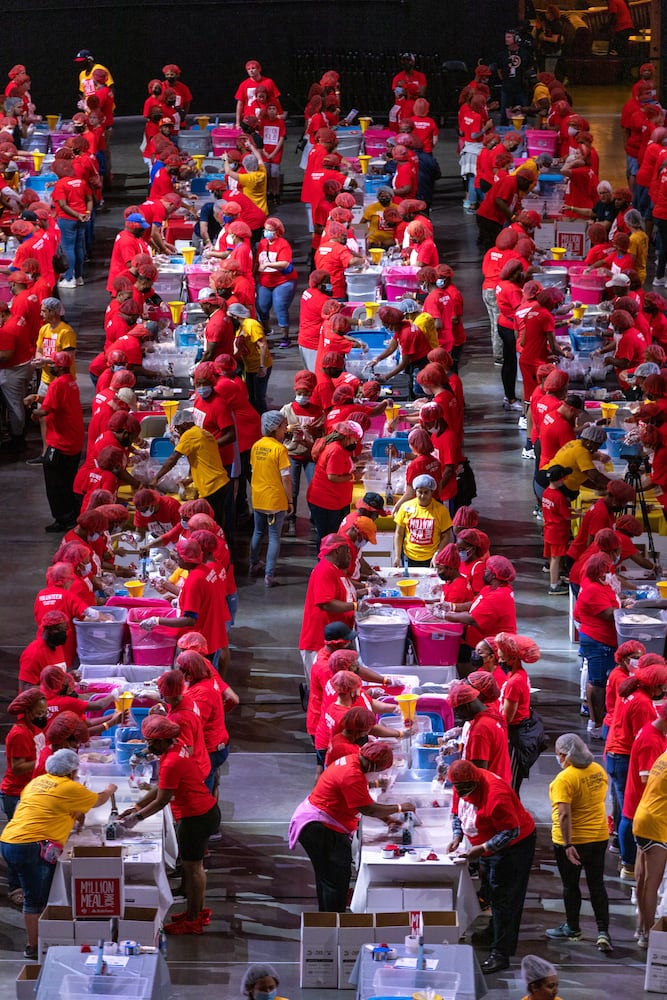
[356,492,388,515]
[545,464,572,482]
[74,49,93,62]
[324,621,357,642]
[605,273,630,288]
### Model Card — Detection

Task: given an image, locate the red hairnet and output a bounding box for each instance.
[142,715,181,740]
[434,542,461,569]
[328,649,360,674]
[594,528,622,553]
[8,689,44,717]
[330,314,351,335]
[77,509,108,533]
[452,505,479,529]
[615,640,646,663]
[94,505,129,525]
[322,300,342,319]
[495,632,540,664]
[499,259,523,281]
[544,370,569,393]
[327,221,347,240]
[40,666,67,697]
[187,513,218,534]
[157,670,185,699]
[419,401,443,426]
[41,610,68,628]
[341,707,375,734]
[45,710,88,747]
[110,370,136,390]
[46,562,75,587]
[194,361,218,383]
[176,537,203,564]
[229,220,251,239]
[176,650,212,682]
[322,350,344,367]
[416,363,447,389]
[448,681,478,707]
[448,760,481,784]
[96,445,125,471]
[294,369,317,391]
[614,515,642,536]
[495,231,519,252]
[108,411,141,435]
[56,541,90,566]
[134,488,160,509]
[407,427,434,455]
[468,670,501,703]
[332,384,355,404]
[377,306,404,328]
[457,528,484,551]
[362,380,381,400]
[176,633,209,657]
[331,670,362,694]
[607,480,636,502]
[360,741,394,770]
[427,348,453,368]
[319,533,348,557]
[584,552,613,581]
[190,529,219,557]
[309,269,329,288]
[180,498,214,518]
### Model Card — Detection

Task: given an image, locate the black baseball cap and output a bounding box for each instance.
[545,464,573,482]
[356,491,389,515]
[74,50,93,62]
[324,622,357,642]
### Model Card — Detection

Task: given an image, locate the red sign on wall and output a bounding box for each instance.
[73,877,123,918]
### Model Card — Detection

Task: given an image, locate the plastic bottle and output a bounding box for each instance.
[157,926,167,957]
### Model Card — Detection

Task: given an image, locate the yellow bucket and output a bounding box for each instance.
[191,153,205,173]
[46,115,59,131]
[114,691,134,713]
[369,247,384,265]
[125,579,145,598]
[168,300,185,325]
[658,581,667,598]
[32,151,45,172]
[161,399,180,423]
[395,692,419,721]
[600,402,618,422]
[572,304,587,321]
[196,116,209,131]
[365,301,380,318]
[181,246,196,266]
[511,116,525,129]
[358,154,371,175]
[359,116,372,133]
[397,578,418,597]
[550,247,567,259]
[385,403,401,422]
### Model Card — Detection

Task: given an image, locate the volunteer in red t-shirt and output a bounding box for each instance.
[33,562,93,667]
[297,270,330,371]
[574,553,622,733]
[24,352,84,532]
[289,742,414,912]
[444,555,517,655]
[619,709,667,868]
[449,681,512,783]
[314,222,365,299]
[495,632,540,791]
[306,424,358,545]
[447,759,536,974]
[261,103,286,202]
[51,163,92,287]
[235,60,281,126]
[133,488,181,539]
[176,651,232,792]
[256,217,298,347]
[120,715,220,935]
[299,534,358,677]
[18,611,71,690]
[0,690,47,817]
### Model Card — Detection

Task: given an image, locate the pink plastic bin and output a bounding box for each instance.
[127,606,179,666]
[407,607,464,666]
[211,126,243,156]
[185,265,214,301]
[364,128,394,157]
[383,265,421,302]
[569,265,606,306]
[107,596,172,611]
[525,129,558,156]
[49,131,70,153]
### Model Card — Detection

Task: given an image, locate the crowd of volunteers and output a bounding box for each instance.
[1,18,667,991]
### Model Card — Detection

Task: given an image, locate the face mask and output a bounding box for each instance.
[295,394,311,406]
[81,563,92,576]
[458,549,471,562]
[263,229,276,241]
[226,235,235,245]
[46,631,67,647]
[435,278,446,288]
[499,661,511,674]
[345,442,357,452]
[112,364,124,372]
[196,385,213,399]
[568,127,577,136]
[143,507,157,517]
[469,651,485,668]
[483,572,493,586]
[323,283,332,294]
[255,991,277,1000]
[180,519,189,529]
[628,658,639,670]
[437,571,449,581]
[222,214,234,223]
[48,365,60,377]
[32,715,48,730]
[88,533,100,542]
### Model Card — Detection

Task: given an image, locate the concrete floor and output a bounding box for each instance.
[0,84,657,998]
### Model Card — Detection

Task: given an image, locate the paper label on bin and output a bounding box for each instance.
[394,958,439,969]
[85,955,129,967]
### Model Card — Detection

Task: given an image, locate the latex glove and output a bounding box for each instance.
[120,813,139,829]
[140,616,159,631]
[85,608,102,621]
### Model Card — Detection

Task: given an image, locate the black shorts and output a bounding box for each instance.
[176,803,221,861]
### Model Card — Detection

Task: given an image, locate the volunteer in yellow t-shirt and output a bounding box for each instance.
[546,733,612,951]
[0,748,116,961]
[543,426,611,495]
[633,750,667,944]
[249,411,292,586]
[152,410,231,531]
[229,303,273,414]
[393,474,453,567]
[224,138,268,215]
[34,298,77,395]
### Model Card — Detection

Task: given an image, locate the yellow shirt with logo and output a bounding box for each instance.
[176,425,229,498]
[633,750,667,843]
[0,774,98,846]
[394,497,452,562]
[237,317,273,374]
[544,439,595,492]
[549,761,609,845]
[36,321,77,385]
[250,435,290,512]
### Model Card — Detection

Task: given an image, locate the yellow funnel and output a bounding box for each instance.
[114,691,134,713]
[196,116,209,131]
[161,399,180,423]
[46,115,59,131]
[181,246,196,266]
[658,581,667,598]
[359,116,372,133]
[365,301,380,318]
[397,578,417,596]
[32,151,45,172]
[385,403,400,422]
[191,153,205,173]
[511,116,525,129]
[572,304,587,321]
[358,154,371,175]
[395,693,419,722]
[550,247,566,260]
[369,248,384,265]
[125,579,145,598]
[600,402,618,422]
[168,300,185,325]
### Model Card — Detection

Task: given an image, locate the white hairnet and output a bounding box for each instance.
[242,154,259,172]
[261,410,285,435]
[45,748,81,776]
[241,964,279,995]
[173,409,195,428]
[555,732,593,768]
[579,424,607,445]
[521,954,557,986]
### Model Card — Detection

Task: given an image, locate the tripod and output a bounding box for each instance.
[624,456,658,563]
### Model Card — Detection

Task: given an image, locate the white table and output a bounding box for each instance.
[350,785,481,934]
[349,942,486,1000]
[36,946,170,1000]
[47,778,176,918]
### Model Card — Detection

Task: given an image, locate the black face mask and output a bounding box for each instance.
[499,661,512,674]
[32,715,48,730]
[469,651,485,669]
[46,631,67,647]
[345,442,358,452]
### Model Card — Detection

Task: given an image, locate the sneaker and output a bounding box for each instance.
[264,575,279,587]
[638,931,649,949]
[620,865,636,881]
[541,563,550,573]
[534,509,544,521]
[521,447,535,459]
[278,340,291,348]
[545,922,582,941]
[503,399,523,412]
[285,518,297,537]
[248,561,265,577]
[493,358,503,367]
[8,888,24,907]
[596,931,612,953]
[59,278,76,288]
[652,276,667,287]
[517,415,527,429]
[580,703,590,717]
[590,726,604,740]
[23,945,38,961]
[548,583,568,596]
[75,277,84,286]
[608,833,620,854]
[170,907,211,925]
[163,915,204,935]
[532,505,542,518]
[25,454,44,465]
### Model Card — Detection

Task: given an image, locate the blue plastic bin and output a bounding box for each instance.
[569,330,603,356]
[149,437,175,460]
[371,436,413,460]
[364,175,391,195]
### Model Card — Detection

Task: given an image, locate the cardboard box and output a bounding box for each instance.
[299,912,338,989]
[118,906,160,945]
[123,885,161,909]
[645,916,667,992]
[374,911,411,942]
[337,914,373,990]
[15,964,40,1000]
[367,885,402,911]
[38,905,75,958]
[402,887,453,912]
[71,846,124,919]
[422,911,460,945]
[74,918,112,945]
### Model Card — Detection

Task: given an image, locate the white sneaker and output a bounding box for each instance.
[652,276,666,287]
[517,415,527,429]
[521,447,535,459]
[75,277,84,286]
[59,278,76,288]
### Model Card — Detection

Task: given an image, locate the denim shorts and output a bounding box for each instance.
[0,841,57,913]
[579,633,616,688]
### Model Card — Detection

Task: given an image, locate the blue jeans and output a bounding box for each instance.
[256,281,297,329]
[57,218,85,281]
[289,457,314,515]
[250,510,286,578]
[618,813,637,868]
[606,752,630,843]
[1,841,57,913]
[205,745,229,792]
[226,592,238,629]
[579,633,616,688]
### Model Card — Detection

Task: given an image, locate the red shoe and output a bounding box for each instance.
[163,916,204,935]
[167,908,211,926]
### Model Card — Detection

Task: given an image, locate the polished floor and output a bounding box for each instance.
[0,84,657,998]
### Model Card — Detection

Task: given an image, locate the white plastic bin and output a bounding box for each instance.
[614,609,667,656]
[74,607,128,665]
[357,607,410,667]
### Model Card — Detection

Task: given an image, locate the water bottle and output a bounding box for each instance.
[157,926,167,957]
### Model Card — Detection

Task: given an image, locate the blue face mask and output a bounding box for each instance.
[180,519,189,529]
[222,215,234,223]
[458,549,471,562]
[88,533,101,542]
[323,283,332,294]
[295,394,311,406]
[436,278,446,288]
[196,385,213,399]
[255,992,277,1000]
[263,229,276,241]
[112,364,124,371]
